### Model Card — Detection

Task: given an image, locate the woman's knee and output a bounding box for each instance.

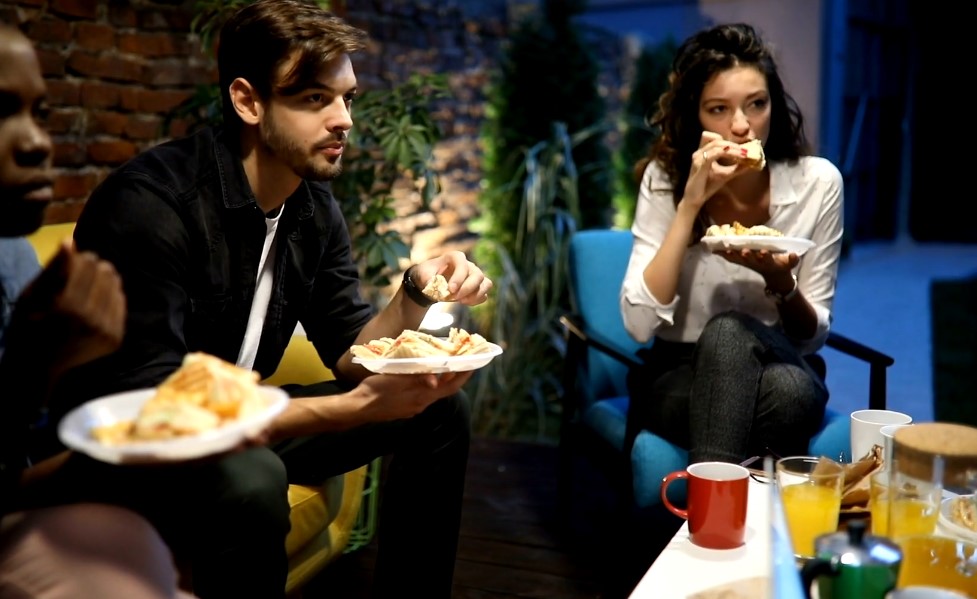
[758,364,825,427]
[702,311,760,340]
[696,311,760,360]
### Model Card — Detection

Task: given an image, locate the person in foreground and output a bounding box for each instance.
[35,1,491,598]
[0,23,194,599]
[620,23,843,464]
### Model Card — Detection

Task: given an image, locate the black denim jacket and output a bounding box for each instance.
[50,127,375,429]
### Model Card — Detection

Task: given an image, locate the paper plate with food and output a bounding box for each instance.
[700,221,816,256]
[58,353,288,464]
[350,327,503,375]
[939,494,977,543]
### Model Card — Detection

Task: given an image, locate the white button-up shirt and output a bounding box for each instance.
[620,156,844,355]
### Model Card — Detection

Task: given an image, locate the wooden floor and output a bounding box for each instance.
[303,437,681,598]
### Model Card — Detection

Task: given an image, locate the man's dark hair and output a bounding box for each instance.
[217,0,368,137]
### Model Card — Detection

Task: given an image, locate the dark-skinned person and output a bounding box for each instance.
[0,23,196,599]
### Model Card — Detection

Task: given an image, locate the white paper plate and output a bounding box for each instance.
[701,235,816,256]
[58,386,289,465]
[352,342,504,374]
[939,495,977,543]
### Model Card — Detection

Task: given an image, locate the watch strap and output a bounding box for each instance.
[402,267,436,308]
[765,274,799,304]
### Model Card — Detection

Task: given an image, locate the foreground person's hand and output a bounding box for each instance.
[4,239,126,398]
[718,247,799,278]
[355,370,474,421]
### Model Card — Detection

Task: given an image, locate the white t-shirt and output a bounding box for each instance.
[236,210,283,370]
[620,156,844,355]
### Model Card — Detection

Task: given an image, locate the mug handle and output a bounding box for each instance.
[800,558,839,599]
[660,471,689,519]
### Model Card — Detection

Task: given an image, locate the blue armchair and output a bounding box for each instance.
[558,229,895,510]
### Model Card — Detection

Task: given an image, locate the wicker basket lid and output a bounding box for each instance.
[892,423,977,488]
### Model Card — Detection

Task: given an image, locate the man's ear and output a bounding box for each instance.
[229,78,262,126]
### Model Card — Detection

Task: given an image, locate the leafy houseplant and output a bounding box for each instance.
[467,123,584,441]
[330,73,449,299]
[167,0,443,299]
[478,0,612,280]
[612,38,676,229]
[471,0,618,440]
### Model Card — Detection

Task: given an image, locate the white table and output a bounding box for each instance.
[630,479,775,598]
[631,480,967,599]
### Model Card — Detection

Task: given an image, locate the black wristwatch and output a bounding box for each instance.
[765,274,799,305]
[402,267,436,308]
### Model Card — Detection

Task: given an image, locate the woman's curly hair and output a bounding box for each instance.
[635,23,809,222]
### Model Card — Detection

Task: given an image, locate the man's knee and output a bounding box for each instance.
[209,448,290,522]
[421,392,471,444]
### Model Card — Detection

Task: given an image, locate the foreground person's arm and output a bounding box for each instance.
[262,370,473,442]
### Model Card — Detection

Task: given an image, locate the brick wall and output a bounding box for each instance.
[2,0,625,243]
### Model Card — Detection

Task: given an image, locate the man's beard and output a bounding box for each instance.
[261,115,343,182]
[0,197,47,237]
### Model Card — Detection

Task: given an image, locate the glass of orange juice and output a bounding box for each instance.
[776,456,844,558]
[869,471,940,540]
[897,535,977,595]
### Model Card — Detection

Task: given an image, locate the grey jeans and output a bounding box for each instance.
[627,311,828,464]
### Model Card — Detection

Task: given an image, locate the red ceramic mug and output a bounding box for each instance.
[660,461,749,549]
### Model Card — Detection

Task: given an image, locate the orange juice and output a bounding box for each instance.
[781,483,841,557]
[897,535,977,596]
[870,497,938,539]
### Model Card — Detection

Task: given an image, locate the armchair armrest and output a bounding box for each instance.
[559,314,642,370]
[825,331,895,411]
[558,313,641,426]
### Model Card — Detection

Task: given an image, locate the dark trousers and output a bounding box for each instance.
[276,382,470,599]
[20,384,471,599]
[627,311,828,464]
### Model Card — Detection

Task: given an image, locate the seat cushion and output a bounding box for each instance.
[582,397,687,509]
[631,430,688,509]
[286,483,334,556]
[581,396,630,452]
[25,221,75,265]
[808,408,850,462]
[285,466,368,594]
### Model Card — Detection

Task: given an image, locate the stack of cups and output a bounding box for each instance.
[850,409,913,464]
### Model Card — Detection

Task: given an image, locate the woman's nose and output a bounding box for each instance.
[730,110,750,135]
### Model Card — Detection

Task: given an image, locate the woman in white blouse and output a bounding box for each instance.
[620,23,843,464]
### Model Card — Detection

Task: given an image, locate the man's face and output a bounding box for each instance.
[0,29,53,237]
[260,53,356,181]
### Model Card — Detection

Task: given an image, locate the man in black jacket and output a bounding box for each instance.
[42,1,492,598]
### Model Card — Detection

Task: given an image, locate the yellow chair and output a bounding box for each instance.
[27,223,373,596]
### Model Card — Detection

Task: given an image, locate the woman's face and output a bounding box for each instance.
[698,65,771,145]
